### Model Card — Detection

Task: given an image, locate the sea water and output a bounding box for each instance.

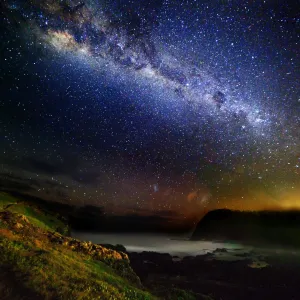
[71,231,243,257]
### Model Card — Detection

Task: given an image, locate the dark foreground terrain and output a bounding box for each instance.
[129,249,300,300]
[1,192,300,300]
[0,192,198,300]
[126,209,300,299]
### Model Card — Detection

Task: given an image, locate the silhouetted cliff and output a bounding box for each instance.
[191,209,300,247]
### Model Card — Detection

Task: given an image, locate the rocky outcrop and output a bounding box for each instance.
[0,210,141,287]
[128,248,300,300]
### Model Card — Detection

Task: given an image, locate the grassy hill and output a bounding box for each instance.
[0,192,157,300]
[0,192,199,299]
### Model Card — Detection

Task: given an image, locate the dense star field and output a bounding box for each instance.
[0,0,299,224]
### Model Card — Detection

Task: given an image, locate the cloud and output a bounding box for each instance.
[0,172,62,192]
[21,156,101,185]
[0,177,35,192]
[26,158,65,175]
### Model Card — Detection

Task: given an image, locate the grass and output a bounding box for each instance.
[0,192,68,234]
[0,192,156,299]
[0,238,155,299]
[0,237,154,299]
[0,192,200,299]
[167,288,197,300]
[0,192,18,209]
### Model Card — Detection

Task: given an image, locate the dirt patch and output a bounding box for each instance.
[0,228,18,240]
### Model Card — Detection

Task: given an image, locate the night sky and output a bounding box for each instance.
[1,0,299,225]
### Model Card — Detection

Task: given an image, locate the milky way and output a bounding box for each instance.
[23,0,274,131]
[1,0,299,222]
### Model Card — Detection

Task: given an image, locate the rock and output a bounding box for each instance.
[14,222,23,229]
[235,253,249,257]
[248,260,269,269]
[214,248,228,253]
[100,243,127,253]
[172,256,181,262]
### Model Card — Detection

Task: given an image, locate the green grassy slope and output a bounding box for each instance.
[0,192,199,300]
[0,192,156,300]
[0,192,68,234]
